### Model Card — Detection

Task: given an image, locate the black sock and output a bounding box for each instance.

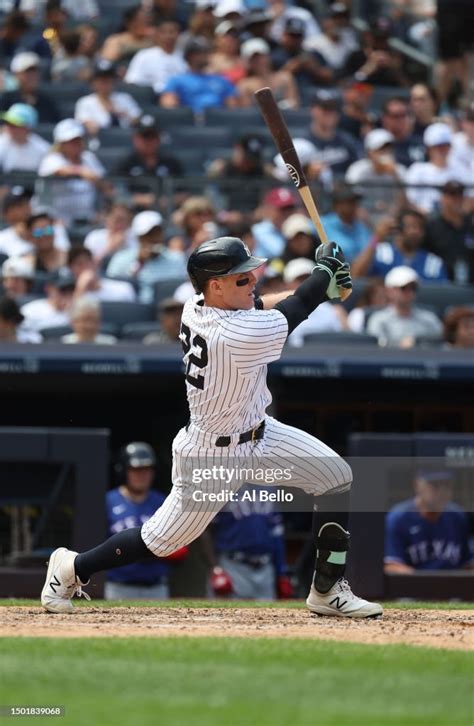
[312,490,351,593]
[74,527,154,583]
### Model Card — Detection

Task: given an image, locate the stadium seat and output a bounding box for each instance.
[41,323,119,339]
[368,86,410,113]
[96,147,131,174]
[303,332,379,345]
[152,277,188,306]
[100,301,156,326]
[38,82,90,103]
[147,107,196,129]
[116,81,156,106]
[120,322,162,341]
[97,127,133,148]
[36,124,55,143]
[416,283,474,317]
[167,127,233,150]
[204,107,264,130]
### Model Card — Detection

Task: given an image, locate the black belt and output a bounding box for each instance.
[215,421,265,447]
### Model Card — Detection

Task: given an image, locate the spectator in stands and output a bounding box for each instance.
[305,90,361,177]
[367,266,443,347]
[237,38,299,109]
[345,128,407,223]
[23,208,66,273]
[0,189,32,258]
[125,18,187,95]
[146,0,188,29]
[208,20,245,85]
[279,213,317,264]
[0,103,49,173]
[443,307,474,349]
[380,97,425,168]
[251,187,299,259]
[310,3,358,74]
[320,183,371,263]
[449,101,474,184]
[61,295,117,344]
[26,0,99,22]
[353,208,448,281]
[272,138,333,190]
[0,294,41,342]
[104,442,187,599]
[21,269,75,333]
[268,0,321,48]
[207,133,273,216]
[424,181,474,284]
[74,59,141,136]
[409,83,439,136]
[270,16,332,94]
[117,114,183,209]
[0,51,59,123]
[0,9,51,62]
[207,484,293,600]
[67,246,136,302]
[347,277,387,333]
[384,470,473,572]
[338,82,374,141]
[166,196,219,251]
[282,258,347,347]
[160,37,238,114]
[84,201,136,266]
[175,0,218,54]
[38,119,105,225]
[106,210,186,303]
[406,122,471,214]
[50,29,93,82]
[41,0,69,58]
[1,257,34,300]
[434,0,474,106]
[143,297,184,344]
[77,23,99,62]
[100,5,153,64]
[342,16,409,87]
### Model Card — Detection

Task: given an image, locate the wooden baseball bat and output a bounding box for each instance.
[254,87,351,301]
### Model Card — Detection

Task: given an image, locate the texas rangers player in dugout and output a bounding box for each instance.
[41,236,382,618]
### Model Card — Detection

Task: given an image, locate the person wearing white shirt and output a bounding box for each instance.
[75,59,142,136]
[405,122,471,214]
[0,295,42,343]
[0,103,50,173]
[21,272,76,333]
[84,202,137,264]
[61,296,117,345]
[124,19,187,94]
[38,118,105,224]
[309,7,358,71]
[68,247,136,303]
[449,103,474,183]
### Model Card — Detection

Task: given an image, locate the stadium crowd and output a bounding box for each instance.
[0,0,473,349]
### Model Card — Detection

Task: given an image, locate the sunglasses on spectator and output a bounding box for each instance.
[32,225,54,238]
[399,283,418,292]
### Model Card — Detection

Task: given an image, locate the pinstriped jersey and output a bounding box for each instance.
[180,295,288,434]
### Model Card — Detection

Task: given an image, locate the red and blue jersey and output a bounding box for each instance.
[384,498,472,570]
[106,488,169,584]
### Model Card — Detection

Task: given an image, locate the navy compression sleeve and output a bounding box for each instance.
[274,267,330,335]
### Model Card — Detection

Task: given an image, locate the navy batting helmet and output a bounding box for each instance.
[116,442,156,480]
[187,237,266,293]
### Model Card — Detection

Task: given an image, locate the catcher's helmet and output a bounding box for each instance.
[116,442,156,479]
[187,237,266,293]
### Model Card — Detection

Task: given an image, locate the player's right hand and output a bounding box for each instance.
[314,241,349,299]
[210,566,233,596]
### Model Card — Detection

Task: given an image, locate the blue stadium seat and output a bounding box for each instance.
[303,331,378,345]
[97,127,133,148]
[416,283,474,317]
[96,147,131,173]
[152,277,187,306]
[100,301,155,326]
[116,81,156,106]
[167,126,233,150]
[120,322,162,341]
[41,322,119,339]
[146,107,196,129]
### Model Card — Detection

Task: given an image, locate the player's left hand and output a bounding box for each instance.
[314,241,351,299]
[277,575,294,599]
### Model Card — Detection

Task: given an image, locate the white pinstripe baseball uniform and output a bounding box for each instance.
[141,295,352,557]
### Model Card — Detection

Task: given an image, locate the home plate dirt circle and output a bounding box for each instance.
[1,607,473,650]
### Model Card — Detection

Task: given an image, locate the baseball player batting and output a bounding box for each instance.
[41,237,382,618]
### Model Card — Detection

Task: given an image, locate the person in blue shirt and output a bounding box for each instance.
[208,485,293,600]
[160,37,238,115]
[321,183,372,263]
[352,208,448,282]
[384,471,473,572]
[105,441,188,599]
[251,186,299,259]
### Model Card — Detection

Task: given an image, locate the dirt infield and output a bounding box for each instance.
[1,606,473,650]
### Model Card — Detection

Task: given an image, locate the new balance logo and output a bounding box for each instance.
[49,575,60,593]
[329,596,347,610]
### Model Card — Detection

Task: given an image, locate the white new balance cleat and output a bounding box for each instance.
[41,547,90,613]
[306,578,383,618]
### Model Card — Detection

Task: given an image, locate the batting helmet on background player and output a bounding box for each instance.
[187,237,266,293]
[115,442,156,480]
